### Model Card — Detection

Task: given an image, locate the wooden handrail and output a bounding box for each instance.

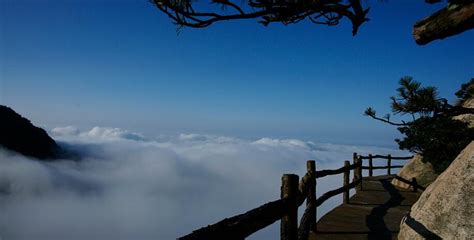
[359,155,412,160]
[356,152,412,177]
[314,161,360,178]
[361,165,404,170]
[179,153,410,240]
[394,175,426,191]
[178,197,292,240]
[315,179,362,207]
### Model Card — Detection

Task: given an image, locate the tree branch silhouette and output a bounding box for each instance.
[152,0,370,35]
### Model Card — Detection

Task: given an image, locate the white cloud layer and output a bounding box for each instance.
[0,127,407,240]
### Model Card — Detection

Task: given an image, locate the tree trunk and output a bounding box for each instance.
[413,3,474,45]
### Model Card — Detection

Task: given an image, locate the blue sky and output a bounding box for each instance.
[1,0,473,146]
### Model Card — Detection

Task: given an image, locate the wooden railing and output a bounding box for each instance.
[356,153,412,176]
[393,175,426,191]
[178,153,412,240]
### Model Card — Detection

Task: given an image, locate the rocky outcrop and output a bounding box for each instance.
[398,141,474,240]
[393,95,474,190]
[0,105,59,159]
[391,154,439,189]
[454,98,474,127]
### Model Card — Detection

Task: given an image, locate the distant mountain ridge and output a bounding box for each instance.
[0,105,59,159]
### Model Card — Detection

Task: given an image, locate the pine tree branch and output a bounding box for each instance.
[366,114,409,126]
[152,0,370,35]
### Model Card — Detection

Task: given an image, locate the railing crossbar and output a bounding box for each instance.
[359,155,412,160]
[179,197,291,240]
[315,162,360,178]
[361,165,404,170]
[315,179,361,207]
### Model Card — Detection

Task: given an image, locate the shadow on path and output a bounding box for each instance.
[366,179,404,240]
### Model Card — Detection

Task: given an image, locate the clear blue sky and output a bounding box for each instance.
[1,0,473,146]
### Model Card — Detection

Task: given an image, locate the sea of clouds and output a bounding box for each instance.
[0,126,407,240]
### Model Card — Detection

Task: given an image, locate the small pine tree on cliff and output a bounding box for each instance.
[365,77,474,173]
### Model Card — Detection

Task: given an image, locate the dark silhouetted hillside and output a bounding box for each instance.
[0,105,59,159]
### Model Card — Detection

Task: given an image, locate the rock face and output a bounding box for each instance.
[454,98,474,127]
[393,95,474,190]
[0,105,59,159]
[391,154,439,189]
[398,141,474,240]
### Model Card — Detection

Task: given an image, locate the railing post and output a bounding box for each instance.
[412,177,418,192]
[343,161,350,204]
[352,153,358,182]
[281,174,298,240]
[387,154,392,175]
[315,168,318,233]
[357,156,363,190]
[368,154,373,177]
[306,160,316,232]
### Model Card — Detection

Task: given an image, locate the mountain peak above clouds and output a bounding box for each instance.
[0,105,60,160]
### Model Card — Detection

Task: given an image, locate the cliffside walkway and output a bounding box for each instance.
[310,175,422,240]
[178,153,422,240]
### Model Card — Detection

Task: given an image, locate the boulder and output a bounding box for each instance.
[391,154,439,189]
[398,141,474,240]
[453,98,474,128]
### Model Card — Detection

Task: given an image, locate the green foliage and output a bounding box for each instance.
[455,78,474,105]
[390,76,445,117]
[395,116,474,173]
[366,77,474,173]
[364,107,376,117]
